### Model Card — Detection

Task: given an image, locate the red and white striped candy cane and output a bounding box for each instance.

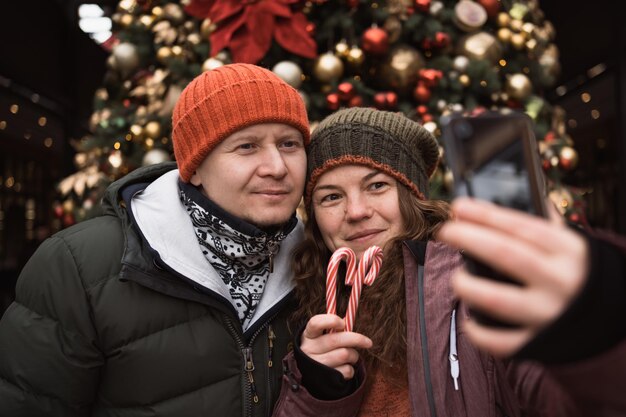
[326,247,356,317]
[344,246,383,332]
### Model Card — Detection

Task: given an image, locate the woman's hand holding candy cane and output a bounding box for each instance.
[300,246,382,379]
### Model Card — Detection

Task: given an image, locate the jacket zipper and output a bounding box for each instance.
[225,318,263,417]
[265,324,276,416]
[226,315,278,417]
[417,263,438,417]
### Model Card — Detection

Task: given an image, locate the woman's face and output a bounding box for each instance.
[311,164,404,260]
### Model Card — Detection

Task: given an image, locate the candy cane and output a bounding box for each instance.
[326,247,356,317]
[326,246,384,332]
[344,246,383,332]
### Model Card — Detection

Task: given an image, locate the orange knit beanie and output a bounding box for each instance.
[172,63,310,182]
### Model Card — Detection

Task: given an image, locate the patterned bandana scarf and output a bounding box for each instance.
[179,182,295,328]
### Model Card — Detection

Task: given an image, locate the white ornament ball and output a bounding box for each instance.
[113,42,140,74]
[272,61,303,89]
[453,55,470,72]
[142,149,171,166]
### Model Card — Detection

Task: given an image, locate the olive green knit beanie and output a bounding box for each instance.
[306,107,440,203]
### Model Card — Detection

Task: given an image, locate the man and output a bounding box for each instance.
[0,64,310,416]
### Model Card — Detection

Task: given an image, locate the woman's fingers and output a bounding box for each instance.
[300,314,372,378]
[461,319,534,357]
[452,268,565,327]
[447,197,574,253]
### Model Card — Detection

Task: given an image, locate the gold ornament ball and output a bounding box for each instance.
[539,44,561,78]
[459,74,471,87]
[509,19,523,32]
[272,61,304,89]
[201,19,217,39]
[559,146,579,170]
[118,13,134,28]
[144,121,162,139]
[171,45,184,58]
[130,124,144,138]
[163,3,184,24]
[496,12,510,27]
[497,27,512,43]
[458,32,502,64]
[202,57,224,72]
[152,6,164,19]
[313,52,344,84]
[63,199,74,213]
[510,32,526,50]
[347,47,365,66]
[157,46,173,63]
[139,14,155,29]
[384,16,403,44]
[335,40,350,57]
[187,33,202,46]
[378,44,424,92]
[505,73,532,101]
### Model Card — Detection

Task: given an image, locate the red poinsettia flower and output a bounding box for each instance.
[186,0,318,64]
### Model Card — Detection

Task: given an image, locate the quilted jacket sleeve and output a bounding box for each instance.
[0,236,104,417]
[271,351,366,417]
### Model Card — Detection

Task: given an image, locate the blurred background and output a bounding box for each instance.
[0,0,624,312]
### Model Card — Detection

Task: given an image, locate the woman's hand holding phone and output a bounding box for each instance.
[437,197,590,357]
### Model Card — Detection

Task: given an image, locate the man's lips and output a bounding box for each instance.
[255,190,290,195]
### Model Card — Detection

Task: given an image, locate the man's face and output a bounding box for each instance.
[190,123,306,228]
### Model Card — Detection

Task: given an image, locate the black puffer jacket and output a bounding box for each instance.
[0,162,302,417]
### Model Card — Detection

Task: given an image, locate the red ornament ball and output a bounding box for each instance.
[413,83,431,103]
[337,82,355,101]
[568,212,581,223]
[348,95,364,107]
[414,0,431,13]
[326,93,341,110]
[53,204,64,219]
[476,0,501,19]
[361,27,390,56]
[385,92,398,109]
[373,92,388,109]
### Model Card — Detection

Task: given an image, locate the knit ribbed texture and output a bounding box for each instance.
[172,64,310,182]
[306,107,440,203]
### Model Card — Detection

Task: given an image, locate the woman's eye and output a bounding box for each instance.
[320,193,341,203]
[369,182,387,190]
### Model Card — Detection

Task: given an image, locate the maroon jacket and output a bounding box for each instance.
[272,241,626,417]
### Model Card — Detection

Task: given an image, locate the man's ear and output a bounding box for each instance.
[189,171,202,186]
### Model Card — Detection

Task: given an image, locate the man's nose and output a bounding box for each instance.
[258,147,288,178]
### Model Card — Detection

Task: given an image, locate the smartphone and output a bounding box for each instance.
[440,111,548,327]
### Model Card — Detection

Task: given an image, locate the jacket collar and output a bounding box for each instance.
[118,168,303,329]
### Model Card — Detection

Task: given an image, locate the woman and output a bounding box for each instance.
[272,107,621,417]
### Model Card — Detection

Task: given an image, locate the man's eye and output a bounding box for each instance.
[281,140,302,149]
[238,143,254,150]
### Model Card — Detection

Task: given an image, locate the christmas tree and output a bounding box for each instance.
[55,0,585,227]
